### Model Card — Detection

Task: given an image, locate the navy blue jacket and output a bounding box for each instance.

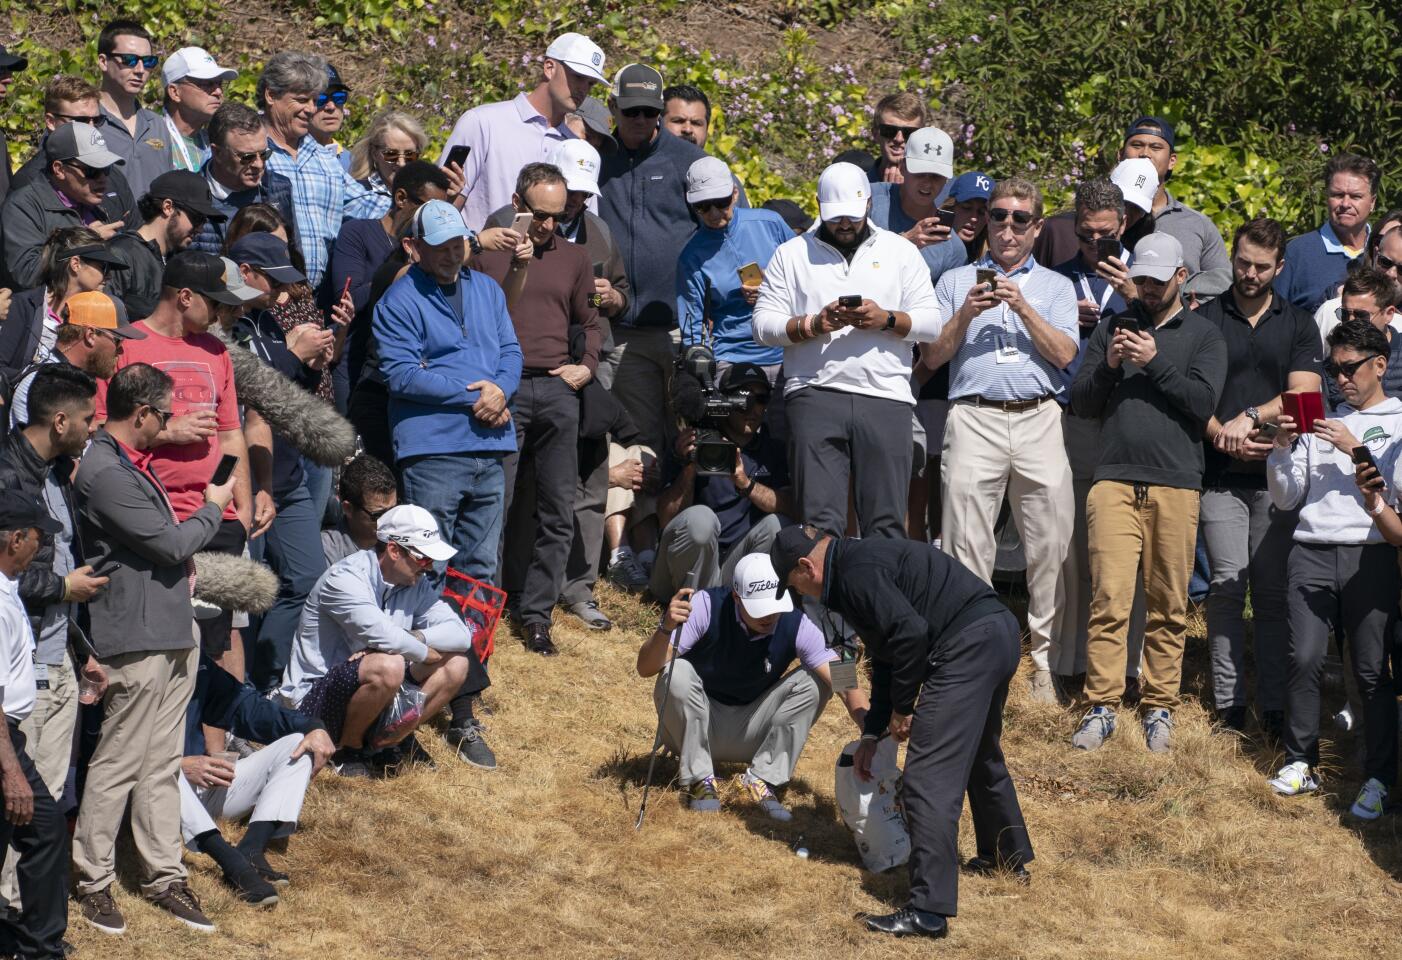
[188,162,298,256]
[184,654,324,757]
[231,310,318,498]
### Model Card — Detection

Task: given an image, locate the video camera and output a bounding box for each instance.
[672,344,762,476]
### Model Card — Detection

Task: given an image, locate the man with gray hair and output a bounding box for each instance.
[258,51,370,287]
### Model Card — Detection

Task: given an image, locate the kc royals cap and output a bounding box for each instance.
[948,171,995,203]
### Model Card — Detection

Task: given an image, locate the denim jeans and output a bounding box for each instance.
[302,458,335,528]
[251,481,329,693]
[400,451,506,584]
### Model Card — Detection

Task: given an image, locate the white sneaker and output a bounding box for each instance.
[1349,778,1388,820]
[1334,705,1355,732]
[1268,761,1319,796]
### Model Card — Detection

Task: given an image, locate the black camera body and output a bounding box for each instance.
[675,344,751,476]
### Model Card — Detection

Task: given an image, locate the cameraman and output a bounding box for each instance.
[651,363,793,601]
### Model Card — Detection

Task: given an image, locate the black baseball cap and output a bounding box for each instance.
[56,243,129,270]
[0,45,27,71]
[146,170,226,221]
[718,362,770,397]
[325,62,350,94]
[762,198,813,234]
[162,250,259,305]
[1124,115,1176,151]
[769,524,822,589]
[228,232,306,284]
[0,490,61,535]
[611,63,664,110]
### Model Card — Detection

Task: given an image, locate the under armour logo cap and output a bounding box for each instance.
[905,127,955,178]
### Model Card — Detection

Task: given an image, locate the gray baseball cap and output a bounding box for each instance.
[573,96,617,154]
[45,122,124,168]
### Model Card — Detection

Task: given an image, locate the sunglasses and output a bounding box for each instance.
[176,204,208,229]
[1324,354,1380,379]
[64,160,108,179]
[1336,307,1375,323]
[180,76,225,93]
[378,149,420,163]
[147,406,173,427]
[229,147,273,166]
[355,502,394,520]
[315,90,349,109]
[110,53,159,70]
[1074,231,1117,243]
[523,201,567,222]
[621,106,661,119]
[989,207,1036,226]
[53,112,106,127]
[405,547,435,568]
[877,123,921,141]
[1376,253,1399,272]
[693,197,731,214]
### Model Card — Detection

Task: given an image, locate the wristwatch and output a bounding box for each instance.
[467,232,483,257]
[1245,406,1261,425]
[884,311,897,331]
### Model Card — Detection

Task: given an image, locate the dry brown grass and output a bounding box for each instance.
[68,588,1402,959]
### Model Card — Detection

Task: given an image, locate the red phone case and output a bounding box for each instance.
[1283,391,1325,434]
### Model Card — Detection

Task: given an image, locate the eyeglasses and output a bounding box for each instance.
[989,207,1035,226]
[63,160,108,179]
[693,196,730,214]
[621,106,661,119]
[377,148,420,163]
[315,90,349,109]
[228,147,273,166]
[179,76,224,93]
[1336,307,1376,323]
[1376,253,1400,273]
[109,53,159,70]
[53,112,106,126]
[877,123,921,141]
[1324,355,1380,379]
[147,406,173,427]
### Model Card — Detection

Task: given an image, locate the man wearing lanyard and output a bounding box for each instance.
[159,47,238,174]
[1051,179,1141,688]
[926,178,1080,704]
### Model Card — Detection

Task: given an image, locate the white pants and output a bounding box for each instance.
[942,400,1075,672]
[179,734,312,845]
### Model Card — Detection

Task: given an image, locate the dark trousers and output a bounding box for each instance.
[347,378,393,468]
[902,610,1033,917]
[501,376,580,626]
[197,518,247,659]
[1284,542,1399,786]
[786,386,911,539]
[0,723,68,959]
[252,480,328,694]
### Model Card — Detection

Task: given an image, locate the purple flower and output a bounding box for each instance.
[1319,141,1329,153]
[427,35,437,47]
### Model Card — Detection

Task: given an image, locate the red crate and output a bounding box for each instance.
[441,569,507,661]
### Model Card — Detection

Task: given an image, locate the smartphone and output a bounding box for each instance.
[1283,390,1325,435]
[91,560,122,579]
[211,453,239,486]
[838,294,862,309]
[592,262,606,279]
[340,275,352,300]
[935,207,956,229]
[510,211,534,236]
[1114,313,1144,335]
[1255,421,1280,441]
[444,144,470,169]
[737,262,764,286]
[975,267,996,290]
[1096,237,1120,264]
[1352,444,1379,470]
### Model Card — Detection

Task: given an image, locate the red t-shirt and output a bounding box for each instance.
[97,320,240,521]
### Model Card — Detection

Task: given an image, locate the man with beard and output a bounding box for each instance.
[108,171,227,319]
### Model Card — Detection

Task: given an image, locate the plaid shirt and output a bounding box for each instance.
[265,133,371,288]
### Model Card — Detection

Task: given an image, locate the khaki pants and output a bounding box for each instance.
[1,649,77,905]
[941,400,1074,672]
[72,646,197,897]
[1085,482,1199,710]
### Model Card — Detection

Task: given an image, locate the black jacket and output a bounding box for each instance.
[184,653,324,757]
[821,537,1006,736]
[0,287,49,378]
[231,310,319,498]
[105,230,165,321]
[0,429,85,640]
[0,175,132,290]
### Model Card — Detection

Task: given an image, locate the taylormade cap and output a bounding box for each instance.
[817,162,870,222]
[62,291,146,339]
[545,32,608,84]
[574,97,617,154]
[163,47,237,86]
[45,122,123,168]
[548,138,602,196]
[228,232,305,284]
[904,127,955,178]
[1124,115,1176,151]
[0,491,61,536]
[411,199,470,247]
[769,523,823,590]
[732,553,794,618]
[162,250,260,305]
[949,171,995,203]
[685,156,733,204]
[1127,233,1184,282]
[1110,158,1159,215]
[611,63,664,110]
[147,170,226,220]
[377,505,456,562]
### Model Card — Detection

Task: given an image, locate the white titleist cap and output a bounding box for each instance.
[732,553,794,618]
[817,162,870,222]
[377,505,456,562]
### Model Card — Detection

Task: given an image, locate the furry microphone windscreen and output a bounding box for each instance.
[193,551,279,613]
[212,326,358,466]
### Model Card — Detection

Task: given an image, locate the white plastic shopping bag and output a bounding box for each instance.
[834,738,911,872]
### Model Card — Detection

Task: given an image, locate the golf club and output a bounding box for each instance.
[636,578,696,831]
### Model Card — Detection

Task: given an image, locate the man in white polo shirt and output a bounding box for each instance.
[752,161,940,540]
[438,32,607,231]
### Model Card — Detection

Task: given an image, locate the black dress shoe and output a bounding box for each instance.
[862,906,948,938]
[524,623,558,656]
[962,855,1031,884]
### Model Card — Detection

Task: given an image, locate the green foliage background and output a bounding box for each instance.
[2,0,1398,238]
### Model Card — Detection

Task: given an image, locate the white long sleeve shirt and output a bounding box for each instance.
[1266,396,1402,544]
[0,572,36,722]
[751,225,941,405]
[279,549,473,707]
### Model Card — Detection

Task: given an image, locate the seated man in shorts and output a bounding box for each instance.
[278,505,474,777]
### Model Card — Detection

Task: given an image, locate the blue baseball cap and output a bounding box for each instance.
[411,199,470,247]
[948,171,995,203]
[228,232,306,284]
[1124,116,1176,151]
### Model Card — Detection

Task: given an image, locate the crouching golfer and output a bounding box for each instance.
[636,554,868,820]
[770,524,1033,940]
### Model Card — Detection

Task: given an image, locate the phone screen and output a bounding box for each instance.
[1096,237,1120,264]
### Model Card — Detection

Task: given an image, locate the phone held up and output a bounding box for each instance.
[444,144,470,169]
[975,267,996,291]
[1096,237,1120,265]
[737,261,765,287]
[211,453,239,487]
[1283,390,1326,435]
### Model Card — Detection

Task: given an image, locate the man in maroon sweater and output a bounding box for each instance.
[477,162,602,655]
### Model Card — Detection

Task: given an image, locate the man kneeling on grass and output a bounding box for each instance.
[278,505,475,778]
[636,554,868,819]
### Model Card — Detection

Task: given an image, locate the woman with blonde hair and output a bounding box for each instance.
[347,111,430,220]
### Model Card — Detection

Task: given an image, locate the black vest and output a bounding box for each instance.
[682,588,804,706]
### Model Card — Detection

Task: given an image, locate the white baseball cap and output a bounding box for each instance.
[732,553,794,619]
[1127,233,1184,282]
[544,32,608,84]
[904,127,954,178]
[376,505,456,562]
[548,139,602,196]
[1110,157,1159,214]
[685,156,733,204]
[163,47,238,87]
[817,162,871,222]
